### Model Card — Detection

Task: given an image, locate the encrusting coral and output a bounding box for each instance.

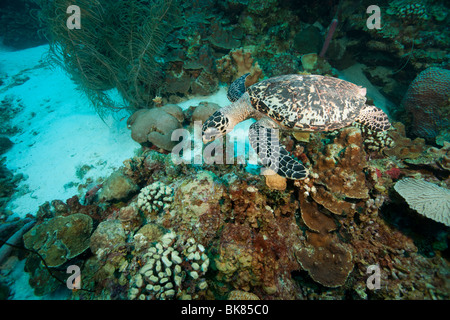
[4,0,450,301]
[90,220,127,267]
[216,47,263,86]
[23,213,93,267]
[307,126,370,211]
[98,170,139,202]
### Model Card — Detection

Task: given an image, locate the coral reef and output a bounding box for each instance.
[127,104,185,151]
[8,124,450,299]
[3,0,450,302]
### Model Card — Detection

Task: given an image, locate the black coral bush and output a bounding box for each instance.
[36,0,175,117]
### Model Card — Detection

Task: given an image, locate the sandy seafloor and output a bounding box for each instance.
[0,44,242,220]
[0,42,391,300]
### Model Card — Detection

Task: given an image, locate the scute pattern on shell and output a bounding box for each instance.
[247,74,366,131]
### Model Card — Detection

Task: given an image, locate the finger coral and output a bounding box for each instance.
[137,181,173,217]
[127,233,210,300]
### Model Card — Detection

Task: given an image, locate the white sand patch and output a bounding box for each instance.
[1,44,140,218]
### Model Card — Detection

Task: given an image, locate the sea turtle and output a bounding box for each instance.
[202,73,391,180]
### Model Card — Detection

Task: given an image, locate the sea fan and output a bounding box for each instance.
[394,178,450,227]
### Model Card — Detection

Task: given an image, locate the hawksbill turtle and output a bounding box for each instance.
[202,73,391,180]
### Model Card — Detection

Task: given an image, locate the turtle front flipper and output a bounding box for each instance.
[227,73,250,102]
[248,119,308,180]
[356,105,391,131]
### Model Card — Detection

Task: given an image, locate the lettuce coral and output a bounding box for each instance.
[23,213,93,267]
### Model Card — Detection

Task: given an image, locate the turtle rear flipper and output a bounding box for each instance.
[227,73,250,102]
[249,120,308,180]
[356,105,391,131]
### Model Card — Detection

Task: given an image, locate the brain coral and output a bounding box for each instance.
[401,67,450,139]
[394,178,450,227]
[127,104,185,151]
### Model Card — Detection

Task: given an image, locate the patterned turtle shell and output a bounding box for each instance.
[246,74,368,132]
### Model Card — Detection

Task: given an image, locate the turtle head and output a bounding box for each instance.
[202,110,231,143]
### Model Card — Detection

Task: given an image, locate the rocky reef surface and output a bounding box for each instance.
[1,106,448,300]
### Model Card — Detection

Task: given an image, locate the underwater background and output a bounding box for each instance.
[0,0,448,300]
